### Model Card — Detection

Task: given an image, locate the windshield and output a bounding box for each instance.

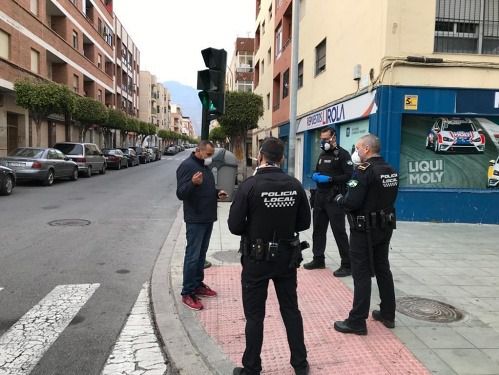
[54,143,84,155]
[443,123,474,132]
[9,148,45,158]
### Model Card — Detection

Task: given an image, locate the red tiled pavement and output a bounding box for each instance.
[198,266,430,375]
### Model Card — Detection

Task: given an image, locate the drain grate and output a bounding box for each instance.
[396,296,464,323]
[211,250,240,264]
[48,219,91,227]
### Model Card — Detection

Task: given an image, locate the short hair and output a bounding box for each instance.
[359,134,381,154]
[198,140,214,150]
[320,127,335,136]
[260,137,284,163]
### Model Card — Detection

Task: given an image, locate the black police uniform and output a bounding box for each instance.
[336,156,399,330]
[228,166,311,375]
[310,146,353,268]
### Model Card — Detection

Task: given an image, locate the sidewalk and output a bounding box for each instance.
[152,203,499,375]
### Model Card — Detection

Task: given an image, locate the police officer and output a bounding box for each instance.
[333,134,398,335]
[228,137,311,375]
[304,127,353,277]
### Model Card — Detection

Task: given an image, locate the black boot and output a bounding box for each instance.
[303,257,325,270]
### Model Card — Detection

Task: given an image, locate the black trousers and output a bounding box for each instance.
[312,190,350,268]
[347,227,396,328]
[241,251,308,375]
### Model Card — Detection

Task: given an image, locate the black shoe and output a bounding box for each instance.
[204,260,212,269]
[295,363,310,375]
[333,320,367,335]
[333,267,351,277]
[233,367,249,375]
[372,310,395,329]
[303,258,325,270]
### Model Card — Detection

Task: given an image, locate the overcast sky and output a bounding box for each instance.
[114,0,255,88]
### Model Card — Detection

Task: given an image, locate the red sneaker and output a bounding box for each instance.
[194,283,217,298]
[182,294,203,310]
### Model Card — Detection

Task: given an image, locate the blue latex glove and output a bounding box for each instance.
[312,173,331,184]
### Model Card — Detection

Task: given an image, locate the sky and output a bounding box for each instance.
[113,0,256,88]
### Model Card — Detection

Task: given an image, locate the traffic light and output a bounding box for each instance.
[197,48,227,117]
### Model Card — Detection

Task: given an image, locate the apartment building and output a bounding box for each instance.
[139,70,170,146]
[227,37,255,93]
[180,116,194,138]
[255,0,499,223]
[0,0,140,156]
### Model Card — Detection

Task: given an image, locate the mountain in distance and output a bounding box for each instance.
[164,81,201,136]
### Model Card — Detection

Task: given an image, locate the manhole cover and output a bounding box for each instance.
[396,296,464,323]
[48,219,91,227]
[211,250,240,263]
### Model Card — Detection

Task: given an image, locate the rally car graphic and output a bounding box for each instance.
[487,156,499,188]
[425,118,485,154]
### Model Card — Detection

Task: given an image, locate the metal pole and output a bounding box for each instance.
[201,105,209,140]
[287,0,300,177]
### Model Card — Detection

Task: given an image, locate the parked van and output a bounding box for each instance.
[53,142,106,177]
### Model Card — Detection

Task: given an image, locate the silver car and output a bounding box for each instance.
[0,147,79,186]
[53,142,106,177]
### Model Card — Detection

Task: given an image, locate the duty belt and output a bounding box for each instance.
[347,210,397,231]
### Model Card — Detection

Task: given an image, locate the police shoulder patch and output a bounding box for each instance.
[357,162,371,171]
[347,179,359,188]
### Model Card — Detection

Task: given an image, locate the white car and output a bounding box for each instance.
[488,157,499,188]
[426,118,485,153]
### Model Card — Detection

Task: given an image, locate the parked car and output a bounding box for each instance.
[53,142,106,177]
[0,147,79,186]
[102,148,128,169]
[130,146,150,164]
[487,156,499,188]
[164,145,178,155]
[426,118,485,154]
[0,166,16,195]
[121,148,139,167]
[147,146,161,161]
[145,148,155,162]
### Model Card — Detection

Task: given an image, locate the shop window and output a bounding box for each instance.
[30,49,40,74]
[315,38,326,75]
[298,60,303,88]
[0,30,10,60]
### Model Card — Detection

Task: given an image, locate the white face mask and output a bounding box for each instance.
[204,157,213,166]
[351,150,361,164]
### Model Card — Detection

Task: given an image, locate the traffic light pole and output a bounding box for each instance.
[201,104,209,140]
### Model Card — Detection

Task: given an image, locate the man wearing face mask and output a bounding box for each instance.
[304,127,353,277]
[176,140,227,311]
[333,134,398,335]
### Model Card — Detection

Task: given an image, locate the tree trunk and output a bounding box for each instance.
[35,119,41,147]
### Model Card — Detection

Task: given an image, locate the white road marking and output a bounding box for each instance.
[0,284,100,375]
[101,282,167,375]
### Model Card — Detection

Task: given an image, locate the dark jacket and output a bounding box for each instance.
[228,167,311,242]
[315,146,353,193]
[176,153,218,223]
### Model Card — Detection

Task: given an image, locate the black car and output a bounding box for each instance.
[130,146,150,164]
[120,148,139,167]
[0,166,16,196]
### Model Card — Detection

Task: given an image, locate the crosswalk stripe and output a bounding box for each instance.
[101,282,166,375]
[0,283,100,375]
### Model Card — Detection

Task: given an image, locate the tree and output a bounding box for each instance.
[73,96,108,141]
[219,91,263,178]
[105,108,127,146]
[15,79,72,147]
[209,126,227,145]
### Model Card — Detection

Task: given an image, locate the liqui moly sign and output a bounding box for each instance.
[297,90,377,133]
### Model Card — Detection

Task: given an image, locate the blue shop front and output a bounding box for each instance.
[295,86,499,224]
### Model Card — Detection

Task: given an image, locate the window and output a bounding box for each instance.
[0,30,9,60]
[434,0,499,55]
[315,38,326,75]
[298,60,303,88]
[275,24,283,58]
[72,30,78,49]
[283,69,289,98]
[97,53,102,68]
[30,49,40,74]
[237,81,253,92]
[73,74,79,93]
[98,18,102,34]
[30,0,38,15]
[97,89,102,102]
[266,93,270,110]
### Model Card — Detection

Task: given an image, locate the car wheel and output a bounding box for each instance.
[117,162,121,170]
[71,167,79,181]
[433,140,439,153]
[86,165,92,177]
[43,169,55,186]
[100,164,106,174]
[425,137,430,149]
[0,175,14,196]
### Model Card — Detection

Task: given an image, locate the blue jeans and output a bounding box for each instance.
[181,222,214,296]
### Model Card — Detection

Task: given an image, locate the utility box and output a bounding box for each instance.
[210,148,238,201]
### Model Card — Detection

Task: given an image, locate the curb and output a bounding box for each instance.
[150,207,234,375]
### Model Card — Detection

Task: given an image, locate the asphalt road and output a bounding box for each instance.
[0,151,188,374]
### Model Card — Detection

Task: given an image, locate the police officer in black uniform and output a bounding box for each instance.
[304,127,353,277]
[228,137,311,375]
[333,133,399,335]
